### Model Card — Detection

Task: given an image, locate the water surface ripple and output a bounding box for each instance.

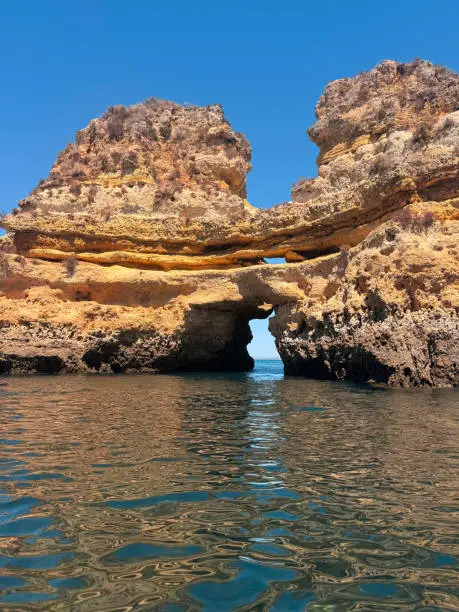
[0,361,458,610]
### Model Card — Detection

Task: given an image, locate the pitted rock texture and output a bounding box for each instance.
[22,100,252,214]
[3,61,459,270]
[0,59,458,385]
[270,201,459,387]
[308,59,459,163]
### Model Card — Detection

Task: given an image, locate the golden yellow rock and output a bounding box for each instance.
[0,59,458,386]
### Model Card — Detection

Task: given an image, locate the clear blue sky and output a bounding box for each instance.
[1,0,457,359]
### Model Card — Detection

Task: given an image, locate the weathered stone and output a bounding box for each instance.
[0,59,457,385]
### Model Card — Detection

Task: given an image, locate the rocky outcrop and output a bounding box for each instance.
[0,59,458,385]
[270,200,459,387]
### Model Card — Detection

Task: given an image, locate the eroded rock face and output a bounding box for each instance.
[5,100,256,268]
[270,201,459,387]
[0,59,458,385]
[21,100,252,213]
[308,59,459,163]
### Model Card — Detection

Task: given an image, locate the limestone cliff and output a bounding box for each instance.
[271,201,459,387]
[0,59,458,386]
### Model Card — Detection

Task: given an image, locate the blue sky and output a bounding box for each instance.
[1,0,458,358]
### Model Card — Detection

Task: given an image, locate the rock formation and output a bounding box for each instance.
[0,59,458,385]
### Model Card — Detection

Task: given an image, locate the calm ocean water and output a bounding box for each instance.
[0,360,458,611]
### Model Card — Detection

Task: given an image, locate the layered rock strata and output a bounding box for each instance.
[0,59,458,385]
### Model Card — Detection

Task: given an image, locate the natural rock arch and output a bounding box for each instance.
[0,59,458,386]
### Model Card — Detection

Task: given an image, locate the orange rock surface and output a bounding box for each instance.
[0,59,458,385]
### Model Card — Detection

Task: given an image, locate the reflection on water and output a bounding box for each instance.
[0,360,458,610]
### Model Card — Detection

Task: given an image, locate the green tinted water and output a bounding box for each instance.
[0,361,458,610]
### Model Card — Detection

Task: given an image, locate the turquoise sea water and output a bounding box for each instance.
[0,360,458,610]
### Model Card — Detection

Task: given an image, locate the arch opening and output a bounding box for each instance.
[248,315,280,363]
[264,257,285,264]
